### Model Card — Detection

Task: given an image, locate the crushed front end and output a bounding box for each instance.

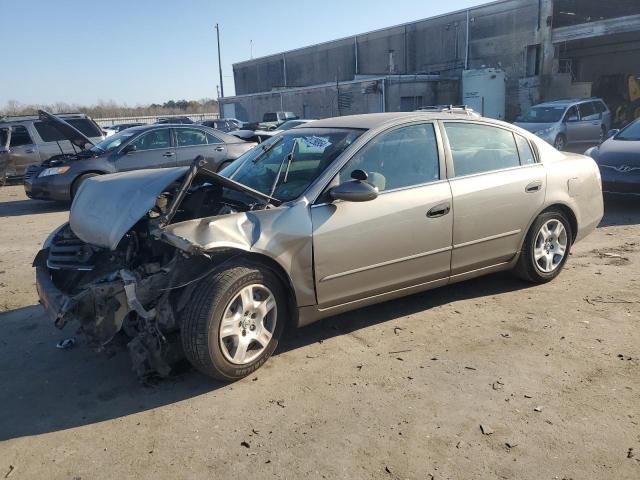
[34,158,278,378]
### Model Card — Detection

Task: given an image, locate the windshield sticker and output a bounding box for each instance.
[301,136,332,150]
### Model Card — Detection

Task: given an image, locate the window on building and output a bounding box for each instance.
[525,44,541,76]
[444,123,521,177]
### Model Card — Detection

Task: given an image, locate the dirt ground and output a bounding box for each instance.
[0,183,638,480]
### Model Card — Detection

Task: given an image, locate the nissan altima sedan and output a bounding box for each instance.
[34,112,603,380]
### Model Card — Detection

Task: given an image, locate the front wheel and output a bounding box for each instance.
[514,211,572,283]
[181,261,286,381]
[553,134,566,151]
[71,172,100,200]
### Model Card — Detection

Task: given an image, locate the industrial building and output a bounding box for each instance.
[220,0,640,123]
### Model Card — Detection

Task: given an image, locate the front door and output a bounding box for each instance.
[442,121,546,275]
[7,125,40,176]
[175,128,227,170]
[312,123,453,308]
[116,128,176,171]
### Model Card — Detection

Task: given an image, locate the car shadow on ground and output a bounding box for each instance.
[600,195,640,227]
[0,198,67,217]
[0,272,530,442]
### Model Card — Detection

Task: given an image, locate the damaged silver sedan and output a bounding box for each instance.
[34,113,604,381]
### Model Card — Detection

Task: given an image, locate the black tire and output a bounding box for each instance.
[514,210,573,283]
[553,134,566,151]
[71,172,100,199]
[181,261,287,381]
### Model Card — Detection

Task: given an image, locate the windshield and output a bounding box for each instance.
[90,129,139,153]
[518,106,566,123]
[220,128,364,202]
[615,120,640,141]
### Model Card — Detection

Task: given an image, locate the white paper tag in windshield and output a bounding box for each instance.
[302,136,332,150]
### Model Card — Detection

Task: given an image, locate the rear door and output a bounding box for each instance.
[577,102,601,143]
[442,121,545,276]
[115,128,176,171]
[311,122,452,307]
[175,127,227,170]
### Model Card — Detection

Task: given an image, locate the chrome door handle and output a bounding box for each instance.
[25,149,35,153]
[214,146,224,151]
[426,202,451,218]
[526,181,542,193]
[163,151,175,157]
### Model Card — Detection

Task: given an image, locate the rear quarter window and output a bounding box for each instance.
[9,126,33,147]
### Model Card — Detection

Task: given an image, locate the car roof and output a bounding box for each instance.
[534,98,603,108]
[297,112,496,130]
[119,123,241,143]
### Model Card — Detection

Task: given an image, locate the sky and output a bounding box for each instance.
[1,0,488,106]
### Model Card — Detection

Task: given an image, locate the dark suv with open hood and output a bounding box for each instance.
[24,111,257,202]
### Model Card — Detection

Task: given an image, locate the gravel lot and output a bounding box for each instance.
[0,184,638,480]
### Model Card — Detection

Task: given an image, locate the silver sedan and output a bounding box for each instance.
[35,112,604,380]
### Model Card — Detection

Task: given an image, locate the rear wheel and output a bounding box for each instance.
[181,261,286,381]
[553,134,566,151]
[217,160,232,172]
[514,210,572,283]
[71,172,100,200]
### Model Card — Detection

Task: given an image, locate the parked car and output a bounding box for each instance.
[155,116,194,125]
[34,112,603,380]
[514,98,611,150]
[103,123,145,136]
[199,119,239,133]
[585,118,640,196]
[0,111,104,179]
[239,119,316,142]
[259,111,298,130]
[0,127,10,185]
[24,112,256,202]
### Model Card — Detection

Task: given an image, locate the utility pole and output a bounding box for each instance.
[215,23,224,98]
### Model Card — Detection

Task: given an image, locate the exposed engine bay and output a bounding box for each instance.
[35,158,275,378]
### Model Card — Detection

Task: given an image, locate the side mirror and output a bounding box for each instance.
[606,129,620,139]
[123,144,137,154]
[329,169,378,202]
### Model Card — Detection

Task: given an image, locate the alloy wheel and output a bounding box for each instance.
[554,135,565,151]
[533,219,568,273]
[218,284,277,365]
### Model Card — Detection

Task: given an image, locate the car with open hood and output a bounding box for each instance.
[34,112,603,381]
[585,118,640,196]
[0,111,104,179]
[24,112,257,202]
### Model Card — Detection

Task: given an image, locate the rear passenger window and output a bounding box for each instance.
[593,101,607,114]
[177,128,207,147]
[339,123,439,192]
[515,135,536,165]
[9,126,33,147]
[444,123,520,177]
[206,132,222,144]
[34,121,66,142]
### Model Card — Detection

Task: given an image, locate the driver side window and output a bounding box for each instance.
[564,106,579,122]
[338,123,439,192]
[129,129,171,151]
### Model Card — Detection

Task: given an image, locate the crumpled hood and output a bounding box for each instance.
[69,167,189,250]
[592,138,640,167]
